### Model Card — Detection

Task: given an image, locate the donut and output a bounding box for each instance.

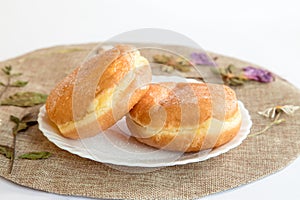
[46,45,152,139]
[126,82,242,152]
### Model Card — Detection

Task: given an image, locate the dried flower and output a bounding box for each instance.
[213,65,275,86]
[212,64,248,86]
[153,54,192,72]
[250,105,299,137]
[243,66,273,83]
[258,105,300,119]
[190,52,215,66]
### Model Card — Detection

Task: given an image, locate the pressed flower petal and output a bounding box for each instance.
[258,107,277,119]
[190,52,215,66]
[280,105,300,115]
[243,66,273,83]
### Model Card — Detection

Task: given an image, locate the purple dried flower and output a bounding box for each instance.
[190,52,215,66]
[243,66,273,83]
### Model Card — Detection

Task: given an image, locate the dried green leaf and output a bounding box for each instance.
[19,152,52,160]
[227,64,240,74]
[0,92,48,107]
[10,115,28,135]
[10,115,20,124]
[10,72,22,77]
[0,145,13,159]
[10,115,38,135]
[153,54,170,64]
[175,57,190,67]
[174,65,191,72]
[229,77,246,86]
[25,121,38,126]
[16,122,28,133]
[10,80,28,87]
[2,65,12,75]
[0,82,5,86]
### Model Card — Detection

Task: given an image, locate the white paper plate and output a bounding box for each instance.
[38,76,252,167]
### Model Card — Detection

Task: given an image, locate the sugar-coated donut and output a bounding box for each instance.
[126,82,242,152]
[46,45,152,139]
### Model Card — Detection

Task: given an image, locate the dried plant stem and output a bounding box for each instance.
[1,68,14,173]
[0,76,11,99]
[8,133,17,174]
[249,114,285,137]
[0,66,50,174]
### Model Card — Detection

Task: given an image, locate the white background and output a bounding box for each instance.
[0,0,300,199]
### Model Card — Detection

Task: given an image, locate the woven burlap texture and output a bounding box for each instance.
[0,43,300,200]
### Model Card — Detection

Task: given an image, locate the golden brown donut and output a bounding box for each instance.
[46,45,152,139]
[126,82,242,152]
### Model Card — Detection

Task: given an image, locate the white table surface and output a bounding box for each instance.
[1,0,300,199]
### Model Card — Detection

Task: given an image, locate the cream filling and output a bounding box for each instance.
[128,107,242,139]
[58,55,149,133]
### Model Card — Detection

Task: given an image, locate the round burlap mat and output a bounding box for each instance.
[0,43,300,200]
